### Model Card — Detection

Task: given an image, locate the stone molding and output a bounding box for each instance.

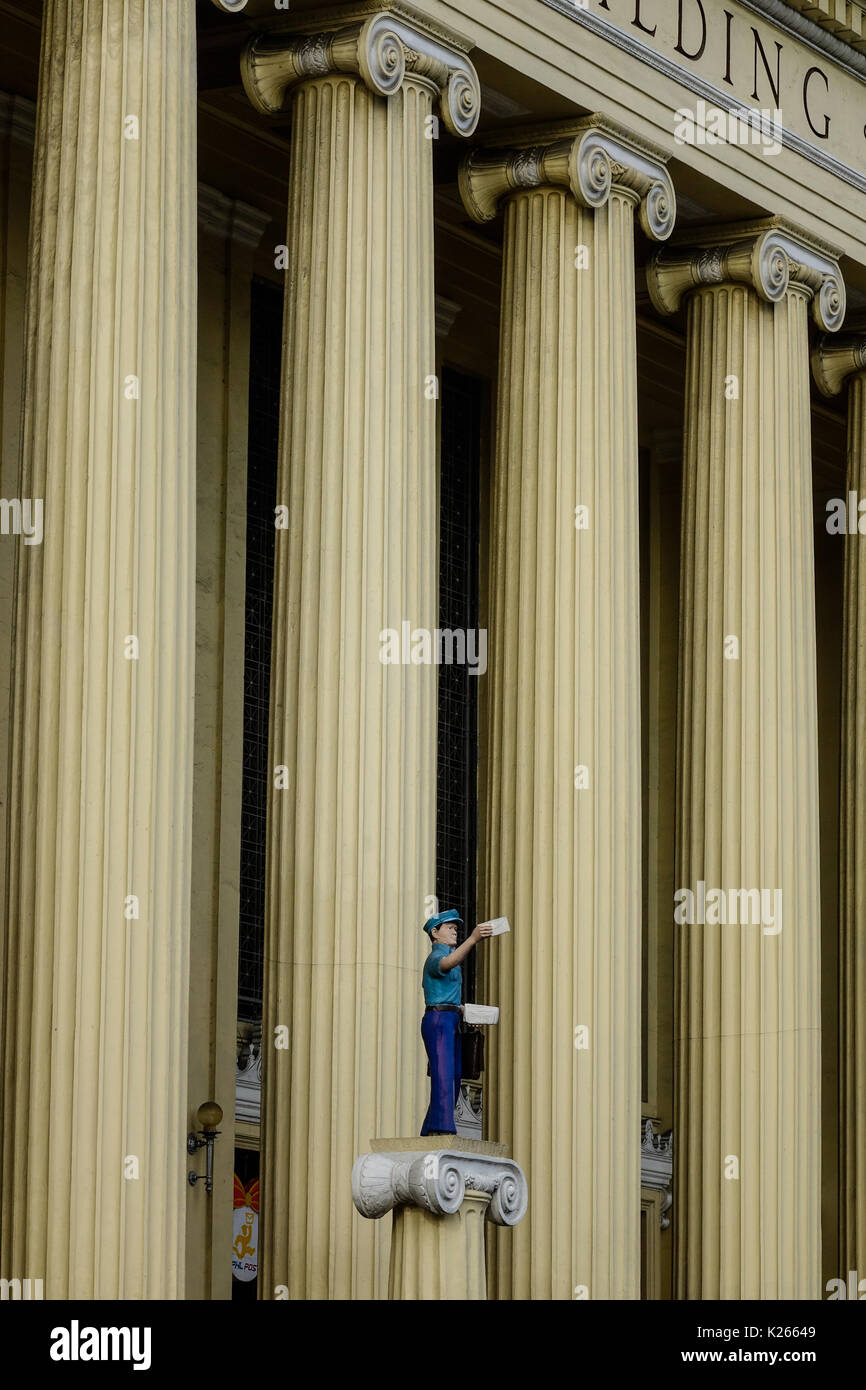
[0,91,35,147]
[539,0,866,196]
[454,1080,482,1138]
[197,183,271,248]
[352,1148,528,1226]
[236,1022,263,1125]
[812,331,866,396]
[240,7,480,136]
[647,220,846,331]
[458,117,676,243]
[640,1119,673,1230]
[768,0,866,62]
[434,294,462,340]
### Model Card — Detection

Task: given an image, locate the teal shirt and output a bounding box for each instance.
[423,942,462,1006]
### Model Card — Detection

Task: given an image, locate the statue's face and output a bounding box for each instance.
[432,922,458,946]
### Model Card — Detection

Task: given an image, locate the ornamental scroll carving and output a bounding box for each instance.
[241,10,480,138]
[352,1148,528,1227]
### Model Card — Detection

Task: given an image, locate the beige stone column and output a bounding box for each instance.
[239,11,479,1300]
[389,1196,490,1299]
[648,222,845,1299]
[0,93,34,1097]
[813,330,866,1286]
[0,1,197,1298]
[460,120,676,1300]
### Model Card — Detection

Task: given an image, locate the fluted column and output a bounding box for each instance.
[0,1,197,1298]
[388,1193,491,1299]
[813,329,866,1285]
[461,120,676,1299]
[0,94,34,1099]
[240,11,479,1300]
[648,223,845,1298]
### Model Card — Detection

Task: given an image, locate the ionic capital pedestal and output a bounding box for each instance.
[352,1147,528,1227]
[241,6,480,136]
[647,220,846,331]
[812,331,866,397]
[459,116,675,241]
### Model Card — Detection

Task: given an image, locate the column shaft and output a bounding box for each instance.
[0,96,34,1105]
[1,0,197,1297]
[484,186,643,1299]
[675,285,821,1298]
[262,74,437,1300]
[840,372,866,1278]
[388,1193,490,1299]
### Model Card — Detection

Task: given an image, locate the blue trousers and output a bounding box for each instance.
[420,1009,462,1136]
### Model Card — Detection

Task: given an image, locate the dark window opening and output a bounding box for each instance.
[237,276,281,1024]
[238,322,483,1014]
[436,367,483,1001]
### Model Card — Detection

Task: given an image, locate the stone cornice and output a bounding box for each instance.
[540,0,866,197]
[647,219,846,331]
[236,1021,263,1126]
[641,1119,673,1230]
[352,1147,528,1226]
[435,294,462,339]
[812,331,866,396]
[774,0,866,61]
[458,116,676,243]
[240,6,480,137]
[198,183,271,248]
[0,92,36,148]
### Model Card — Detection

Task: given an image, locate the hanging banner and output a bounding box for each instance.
[232,1175,259,1283]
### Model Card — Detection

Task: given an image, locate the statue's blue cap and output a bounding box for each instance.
[424,908,463,936]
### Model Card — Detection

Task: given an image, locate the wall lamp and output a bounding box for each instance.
[187,1101,223,1194]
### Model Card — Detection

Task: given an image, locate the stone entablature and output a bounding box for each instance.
[783,0,866,54]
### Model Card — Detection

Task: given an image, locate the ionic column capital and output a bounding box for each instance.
[647,220,846,331]
[458,116,675,242]
[240,7,480,136]
[352,1148,528,1227]
[812,331,866,397]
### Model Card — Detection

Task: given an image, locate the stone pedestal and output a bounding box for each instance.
[352,1138,527,1301]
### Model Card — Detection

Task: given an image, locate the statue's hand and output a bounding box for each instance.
[472,924,494,942]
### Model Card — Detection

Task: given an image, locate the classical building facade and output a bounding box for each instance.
[0,0,865,1300]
